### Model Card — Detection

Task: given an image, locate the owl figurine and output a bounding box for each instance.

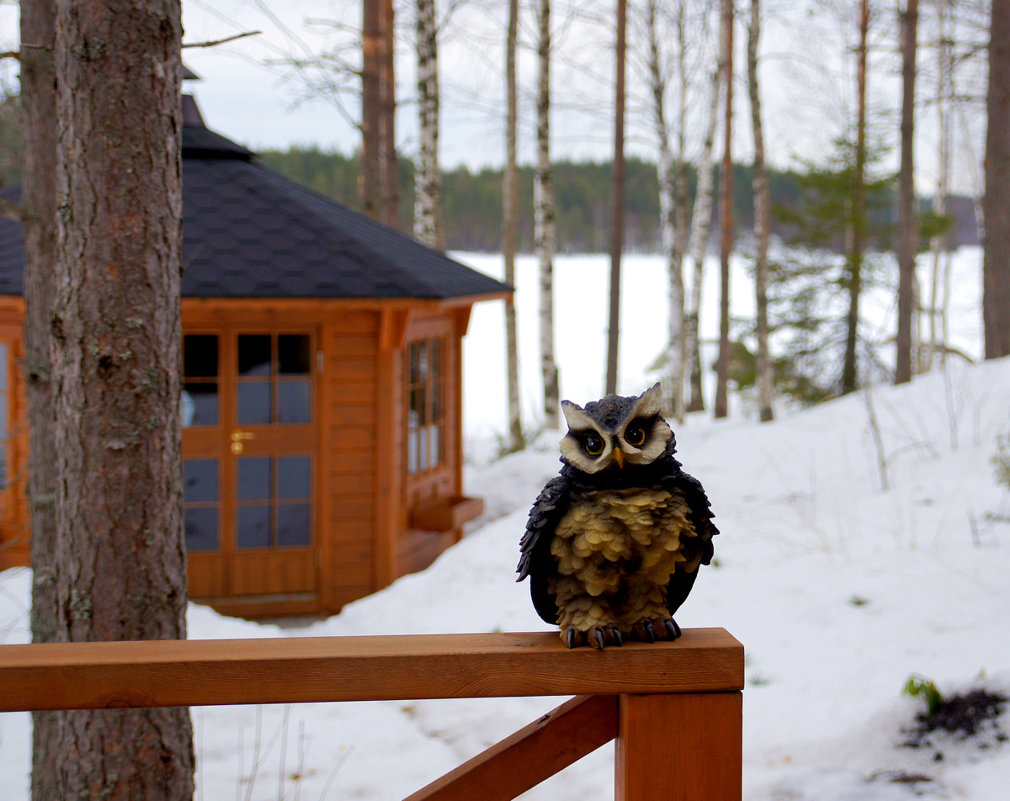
[517,383,718,649]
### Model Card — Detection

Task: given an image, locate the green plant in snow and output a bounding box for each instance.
[992,428,1010,490]
[903,674,944,715]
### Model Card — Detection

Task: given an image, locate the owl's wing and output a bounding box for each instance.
[517,474,570,626]
[666,469,719,616]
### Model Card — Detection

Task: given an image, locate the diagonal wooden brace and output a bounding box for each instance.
[404,694,618,801]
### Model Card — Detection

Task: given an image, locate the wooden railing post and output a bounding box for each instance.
[616,691,742,801]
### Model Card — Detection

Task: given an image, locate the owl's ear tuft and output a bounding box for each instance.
[632,383,664,419]
[560,400,594,432]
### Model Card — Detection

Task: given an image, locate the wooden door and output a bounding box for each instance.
[183,329,319,604]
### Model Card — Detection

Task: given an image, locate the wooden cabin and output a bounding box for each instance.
[0,95,510,618]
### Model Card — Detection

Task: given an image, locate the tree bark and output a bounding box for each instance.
[685,60,723,414]
[414,0,443,248]
[715,0,733,419]
[843,0,869,394]
[535,0,560,428]
[895,0,919,384]
[645,0,685,421]
[361,0,382,219]
[747,0,773,421]
[379,0,399,228]
[52,1,194,798]
[503,0,524,450]
[928,0,953,371]
[20,2,61,798]
[606,0,628,396]
[984,0,1010,359]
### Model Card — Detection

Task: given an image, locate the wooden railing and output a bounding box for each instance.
[0,627,744,800]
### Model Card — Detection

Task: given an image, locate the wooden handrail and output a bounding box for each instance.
[0,628,744,801]
[0,627,742,711]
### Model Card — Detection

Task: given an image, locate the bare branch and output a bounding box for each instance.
[0,50,19,61]
[182,30,261,50]
[0,195,25,223]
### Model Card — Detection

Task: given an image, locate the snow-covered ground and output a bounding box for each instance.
[2,248,1008,800]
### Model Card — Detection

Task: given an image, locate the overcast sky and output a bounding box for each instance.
[1,0,990,196]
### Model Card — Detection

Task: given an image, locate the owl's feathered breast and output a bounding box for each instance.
[517,452,717,627]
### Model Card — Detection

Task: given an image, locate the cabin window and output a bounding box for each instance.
[237,333,312,425]
[406,338,446,474]
[182,334,219,427]
[0,341,8,490]
[183,458,219,552]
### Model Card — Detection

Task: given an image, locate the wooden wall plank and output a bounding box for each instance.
[0,628,743,711]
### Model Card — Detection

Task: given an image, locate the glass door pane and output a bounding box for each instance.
[183,458,220,552]
[183,335,219,427]
[235,454,312,549]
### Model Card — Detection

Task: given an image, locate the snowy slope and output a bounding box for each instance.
[1,247,1008,800]
[2,356,1009,800]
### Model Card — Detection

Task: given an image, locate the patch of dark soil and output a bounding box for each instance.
[902,688,1008,756]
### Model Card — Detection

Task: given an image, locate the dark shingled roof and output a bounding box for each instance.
[0,101,510,302]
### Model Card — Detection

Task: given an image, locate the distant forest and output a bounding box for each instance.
[258,147,981,255]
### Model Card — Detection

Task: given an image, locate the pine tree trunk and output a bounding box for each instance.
[361,0,382,219]
[51,2,194,798]
[984,0,1010,359]
[715,0,734,420]
[896,0,919,384]
[685,62,722,413]
[503,0,524,450]
[606,0,628,396]
[414,0,443,248]
[843,0,869,394]
[747,0,773,422]
[645,0,685,421]
[379,0,399,228]
[20,3,61,798]
[535,0,560,428]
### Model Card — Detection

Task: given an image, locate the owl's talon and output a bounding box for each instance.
[641,620,656,643]
[664,618,681,640]
[563,627,579,649]
[590,627,607,651]
[607,626,623,646]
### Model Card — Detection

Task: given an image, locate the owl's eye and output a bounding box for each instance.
[624,422,647,447]
[583,433,605,456]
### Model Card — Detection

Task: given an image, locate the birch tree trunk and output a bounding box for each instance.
[606,0,628,396]
[535,0,560,428]
[414,0,444,249]
[20,2,61,798]
[715,0,734,420]
[747,0,774,421]
[503,0,524,450]
[685,61,723,413]
[645,0,686,421]
[51,1,194,798]
[895,0,919,384]
[928,0,954,371]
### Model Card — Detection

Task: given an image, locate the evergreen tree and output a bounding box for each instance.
[769,140,896,403]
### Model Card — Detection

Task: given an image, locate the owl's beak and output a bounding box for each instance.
[613,447,625,469]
